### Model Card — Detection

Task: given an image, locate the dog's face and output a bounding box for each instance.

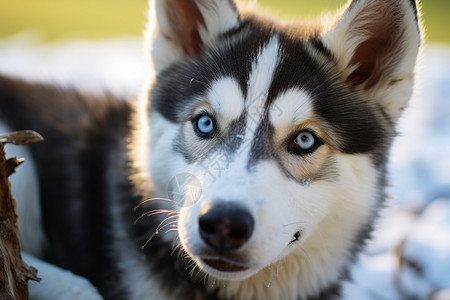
[144,0,421,292]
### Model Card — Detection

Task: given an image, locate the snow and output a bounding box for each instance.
[0,31,147,97]
[22,251,102,300]
[1,32,449,299]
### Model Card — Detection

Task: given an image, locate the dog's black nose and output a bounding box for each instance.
[198,203,254,253]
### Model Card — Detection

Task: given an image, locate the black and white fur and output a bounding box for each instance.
[0,0,422,299]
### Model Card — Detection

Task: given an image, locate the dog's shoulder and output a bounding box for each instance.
[0,74,132,140]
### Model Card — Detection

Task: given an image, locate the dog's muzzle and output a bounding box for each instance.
[198,202,254,272]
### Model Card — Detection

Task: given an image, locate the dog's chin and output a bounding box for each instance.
[195,257,259,281]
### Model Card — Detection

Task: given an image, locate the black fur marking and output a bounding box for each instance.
[245,112,301,182]
[309,37,334,61]
[347,0,361,13]
[289,231,301,245]
[409,0,421,37]
[219,20,249,40]
[410,0,418,18]
[221,111,247,156]
[246,113,276,171]
[309,280,343,300]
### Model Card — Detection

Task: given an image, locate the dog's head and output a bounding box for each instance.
[143,0,421,296]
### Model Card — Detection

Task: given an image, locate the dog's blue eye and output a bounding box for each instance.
[290,130,322,155]
[296,132,315,150]
[197,115,214,133]
[194,114,215,137]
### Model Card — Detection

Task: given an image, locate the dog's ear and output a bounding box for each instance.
[322,0,422,120]
[147,0,241,73]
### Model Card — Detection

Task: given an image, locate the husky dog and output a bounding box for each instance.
[0,0,422,299]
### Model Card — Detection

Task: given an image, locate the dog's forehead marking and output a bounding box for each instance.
[246,35,281,128]
[269,88,314,128]
[239,35,282,170]
[208,35,281,122]
[205,35,281,146]
[208,77,244,121]
[202,35,285,171]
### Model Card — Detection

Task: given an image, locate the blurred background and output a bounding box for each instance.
[0,1,449,299]
[0,0,449,43]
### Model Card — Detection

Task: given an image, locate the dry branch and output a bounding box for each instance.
[0,130,43,300]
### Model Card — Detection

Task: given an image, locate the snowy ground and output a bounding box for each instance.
[1,32,449,299]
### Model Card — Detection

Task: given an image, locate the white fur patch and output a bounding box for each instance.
[149,114,186,194]
[269,88,314,128]
[208,77,245,122]
[0,121,46,258]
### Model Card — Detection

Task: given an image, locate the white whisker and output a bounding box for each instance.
[134,209,176,224]
[134,197,176,210]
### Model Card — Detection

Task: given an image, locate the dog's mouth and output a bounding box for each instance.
[201,258,249,273]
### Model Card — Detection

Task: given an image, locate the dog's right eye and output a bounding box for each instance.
[193,114,216,138]
[288,129,322,155]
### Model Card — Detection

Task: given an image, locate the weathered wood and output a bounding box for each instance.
[0,131,43,299]
[0,131,44,146]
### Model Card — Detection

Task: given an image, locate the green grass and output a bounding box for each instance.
[0,0,447,44]
[0,0,149,41]
[256,0,450,44]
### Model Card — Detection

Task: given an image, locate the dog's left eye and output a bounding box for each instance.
[289,130,322,155]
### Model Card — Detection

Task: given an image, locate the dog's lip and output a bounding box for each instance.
[201,258,249,272]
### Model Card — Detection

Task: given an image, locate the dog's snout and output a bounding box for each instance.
[198,203,254,253]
